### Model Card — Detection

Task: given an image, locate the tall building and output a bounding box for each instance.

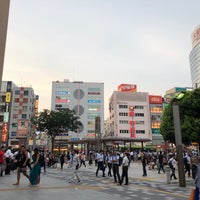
[51,80,104,140]
[8,87,38,147]
[109,84,152,143]
[189,24,200,89]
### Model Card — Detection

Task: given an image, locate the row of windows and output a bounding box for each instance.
[14,98,29,103]
[119,120,145,125]
[118,105,145,109]
[119,130,145,134]
[119,112,145,117]
[15,90,29,95]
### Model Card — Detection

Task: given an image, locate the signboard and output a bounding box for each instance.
[149,95,163,104]
[118,84,137,92]
[192,25,200,47]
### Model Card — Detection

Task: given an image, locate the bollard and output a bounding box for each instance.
[165,166,171,184]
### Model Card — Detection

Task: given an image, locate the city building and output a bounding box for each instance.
[189,24,200,89]
[51,79,104,141]
[108,84,152,148]
[8,86,38,148]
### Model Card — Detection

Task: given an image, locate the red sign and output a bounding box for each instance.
[192,25,200,47]
[149,95,162,104]
[118,84,137,92]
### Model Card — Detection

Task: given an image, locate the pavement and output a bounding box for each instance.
[0,161,195,200]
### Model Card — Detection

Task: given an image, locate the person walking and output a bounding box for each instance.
[13,145,30,185]
[60,152,65,169]
[68,150,81,183]
[184,153,191,177]
[112,151,121,183]
[29,148,41,186]
[120,152,129,185]
[169,155,177,180]
[107,151,113,177]
[4,146,12,175]
[158,151,165,174]
[95,150,105,177]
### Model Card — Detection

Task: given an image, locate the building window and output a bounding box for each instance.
[119,129,129,134]
[136,130,145,134]
[11,132,17,136]
[22,106,28,112]
[24,90,29,96]
[22,114,27,119]
[23,98,28,103]
[136,121,145,125]
[11,123,17,128]
[119,112,128,116]
[15,90,20,95]
[14,98,19,103]
[13,114,18,119]
[119,120,129,124]
[135,113,144,117]
[119,105,128,109]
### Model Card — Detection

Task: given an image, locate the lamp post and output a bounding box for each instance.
[172,93,186,187]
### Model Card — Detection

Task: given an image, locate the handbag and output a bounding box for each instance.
[190,188,195,200]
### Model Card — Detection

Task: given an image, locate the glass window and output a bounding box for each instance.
[15,90,20,95]
[24,90,29,95]
[23,98,28,103]
[14,98,19,103]
[22,114,27,119]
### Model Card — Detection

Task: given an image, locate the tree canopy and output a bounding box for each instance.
[160,88,200,146]
[32,109,82,153]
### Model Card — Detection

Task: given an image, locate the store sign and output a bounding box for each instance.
[149,95,162,104]
[192,25,200,47]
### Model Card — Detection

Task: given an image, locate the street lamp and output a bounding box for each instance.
[171,92,186,187]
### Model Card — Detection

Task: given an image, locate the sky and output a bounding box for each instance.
[2,0,200,118]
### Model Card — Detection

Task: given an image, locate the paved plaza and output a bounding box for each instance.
[0,161,194,200]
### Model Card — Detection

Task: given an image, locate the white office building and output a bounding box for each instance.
[109,90,152,142]
[51,80,104,140]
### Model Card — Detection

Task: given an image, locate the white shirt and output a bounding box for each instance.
[122,156,129,167]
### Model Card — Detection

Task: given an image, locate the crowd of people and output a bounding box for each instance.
[1,145,200,197]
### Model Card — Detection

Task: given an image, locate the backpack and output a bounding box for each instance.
[168,159,173,168]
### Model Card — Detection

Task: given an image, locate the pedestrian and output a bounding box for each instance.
[107,151,113,177]
[193,157,200,199]
[184,153,191,177]
[39,151,46,172]
[0,146,5,176]
[4,146,12,175]
[60,151,65,169]
[169,155,177,180]
[68,150,81,183]
[120,152,129,185]
[158,151,165,174]
[89,151,93,166]
[80,152,86,167]
[13,145,30,185]
[29,148,41,186]
[141,152,148,176]
[111,151,121,183]
[95,150,105,177]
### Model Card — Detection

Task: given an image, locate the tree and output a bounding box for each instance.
[160,88,200,146]
[34,109,81,153]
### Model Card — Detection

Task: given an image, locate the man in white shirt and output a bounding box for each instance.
[5,146,12,175]
[68,150,81,183]
[120,152,129,185]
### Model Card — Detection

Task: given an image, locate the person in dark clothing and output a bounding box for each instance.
[141,152,148,176]
[111,151,121,183]
[13,145,30,185]
[60,152,65,169]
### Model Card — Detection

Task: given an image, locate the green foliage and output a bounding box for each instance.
[160,88,200,145]
[33,109,82,153]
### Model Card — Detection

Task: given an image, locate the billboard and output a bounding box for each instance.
[17,120,28,136]
[149,95,163,104]
[118,84,137,92]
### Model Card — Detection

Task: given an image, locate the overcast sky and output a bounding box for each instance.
[3,0,200,118]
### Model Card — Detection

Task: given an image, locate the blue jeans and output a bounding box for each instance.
[195,186,199,200]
